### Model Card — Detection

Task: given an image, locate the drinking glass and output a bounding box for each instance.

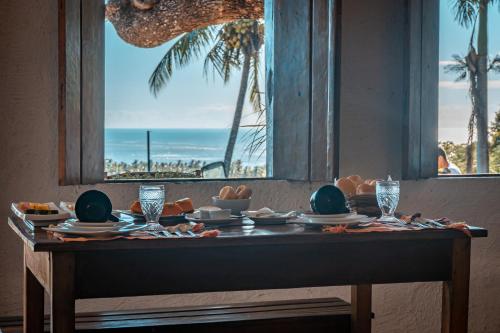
[376,180,400,222]
[139,185,165,230]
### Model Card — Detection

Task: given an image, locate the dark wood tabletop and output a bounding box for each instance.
[9,216,487,333]
[8,216,488,252]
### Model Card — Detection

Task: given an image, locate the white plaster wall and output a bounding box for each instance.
[0,0,499,332]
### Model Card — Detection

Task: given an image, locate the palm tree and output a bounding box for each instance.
[445,45,500,172]
[449,0,500,173]
[148,20,265,176]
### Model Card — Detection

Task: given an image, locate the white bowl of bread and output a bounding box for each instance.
[212,185,252,215]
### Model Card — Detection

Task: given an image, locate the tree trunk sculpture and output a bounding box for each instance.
[106,0,264,48]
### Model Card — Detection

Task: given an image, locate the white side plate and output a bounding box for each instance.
[11,202,71,222]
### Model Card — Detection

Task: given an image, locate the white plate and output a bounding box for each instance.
[60,221,133,231]
[297,214,371,226]
[43,223,146,237]
[64,220,126,227]
[11,202,71,222]
[301,212,353,219]
[114,210,186,222]
[301,213,367,222]
[185,214,242,225]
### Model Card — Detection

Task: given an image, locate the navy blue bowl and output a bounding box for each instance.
[75,190,112,222]
[310,185,349,215]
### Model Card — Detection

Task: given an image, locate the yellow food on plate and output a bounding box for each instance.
[219,186,239,200]
[19,202,50,212]
[336,177,357,197]
[356,183,376,195]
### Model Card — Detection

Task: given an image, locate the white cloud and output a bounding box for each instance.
[439,60,458,66]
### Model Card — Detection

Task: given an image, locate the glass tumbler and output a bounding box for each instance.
[139,185,165,231]
[376,180,400,222]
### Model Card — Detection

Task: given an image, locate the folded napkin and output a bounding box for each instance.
[244,207,297,218]
[322,219,471,236]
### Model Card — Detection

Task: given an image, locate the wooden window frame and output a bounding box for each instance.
[59,0,340,184]
[59,0,105,185]
[402,0,440,180]
[404,0,500,179]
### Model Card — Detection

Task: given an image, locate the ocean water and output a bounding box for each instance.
[105,128,266,166]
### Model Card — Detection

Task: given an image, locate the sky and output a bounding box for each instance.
[105,23,262,129]
[105,1,500,144]
[439,0,500,143]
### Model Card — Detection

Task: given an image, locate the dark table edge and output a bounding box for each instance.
[8,217,488,253]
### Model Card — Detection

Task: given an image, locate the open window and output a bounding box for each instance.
[404,0,500,179]
[59,0,341,184]
[438,0,500,176]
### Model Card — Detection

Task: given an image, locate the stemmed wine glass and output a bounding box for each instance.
[376,180,400,222]
[139,185,165,231]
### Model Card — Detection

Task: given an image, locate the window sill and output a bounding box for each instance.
[436,174,500,179]
[102,177,308,185]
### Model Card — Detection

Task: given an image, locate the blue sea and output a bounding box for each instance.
[105,128,266,166]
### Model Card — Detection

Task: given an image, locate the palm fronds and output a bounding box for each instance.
[248,51,264,114]
[445,54,469,81]
[489,54,500,73]
[149,26,216,96]
[203,34,241,84]
[452,0,479,28]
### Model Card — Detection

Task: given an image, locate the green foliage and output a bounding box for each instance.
[149,27,217,97]
[491,110,500,149]
[105,159,266,179]
[440,111,500,174]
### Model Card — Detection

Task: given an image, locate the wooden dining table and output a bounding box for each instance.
[8,216,487,333]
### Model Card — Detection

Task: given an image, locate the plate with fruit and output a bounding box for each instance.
[11,202,71,224]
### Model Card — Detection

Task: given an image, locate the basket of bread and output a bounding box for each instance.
[335,175,381,217]
[212,185,252,215]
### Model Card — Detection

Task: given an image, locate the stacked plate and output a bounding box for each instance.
[185,213,243,226]
[114,210,188,225]
[43,219,146,237]
[299,212,370,226]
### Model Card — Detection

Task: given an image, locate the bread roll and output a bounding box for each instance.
[175,198,194,213]
[236,185,252,199]
[219,186,238,200]
[130,200,142,214]
[162,202,183,216]
[347,175,363,186]
[336,178,357,197]
[356,183,376,195]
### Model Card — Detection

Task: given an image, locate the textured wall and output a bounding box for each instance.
[1,0,499,332]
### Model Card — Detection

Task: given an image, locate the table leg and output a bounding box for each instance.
[442,238,471,333]
[24,260,44,333]
[351,284,372,333]
[50,252,75,333]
